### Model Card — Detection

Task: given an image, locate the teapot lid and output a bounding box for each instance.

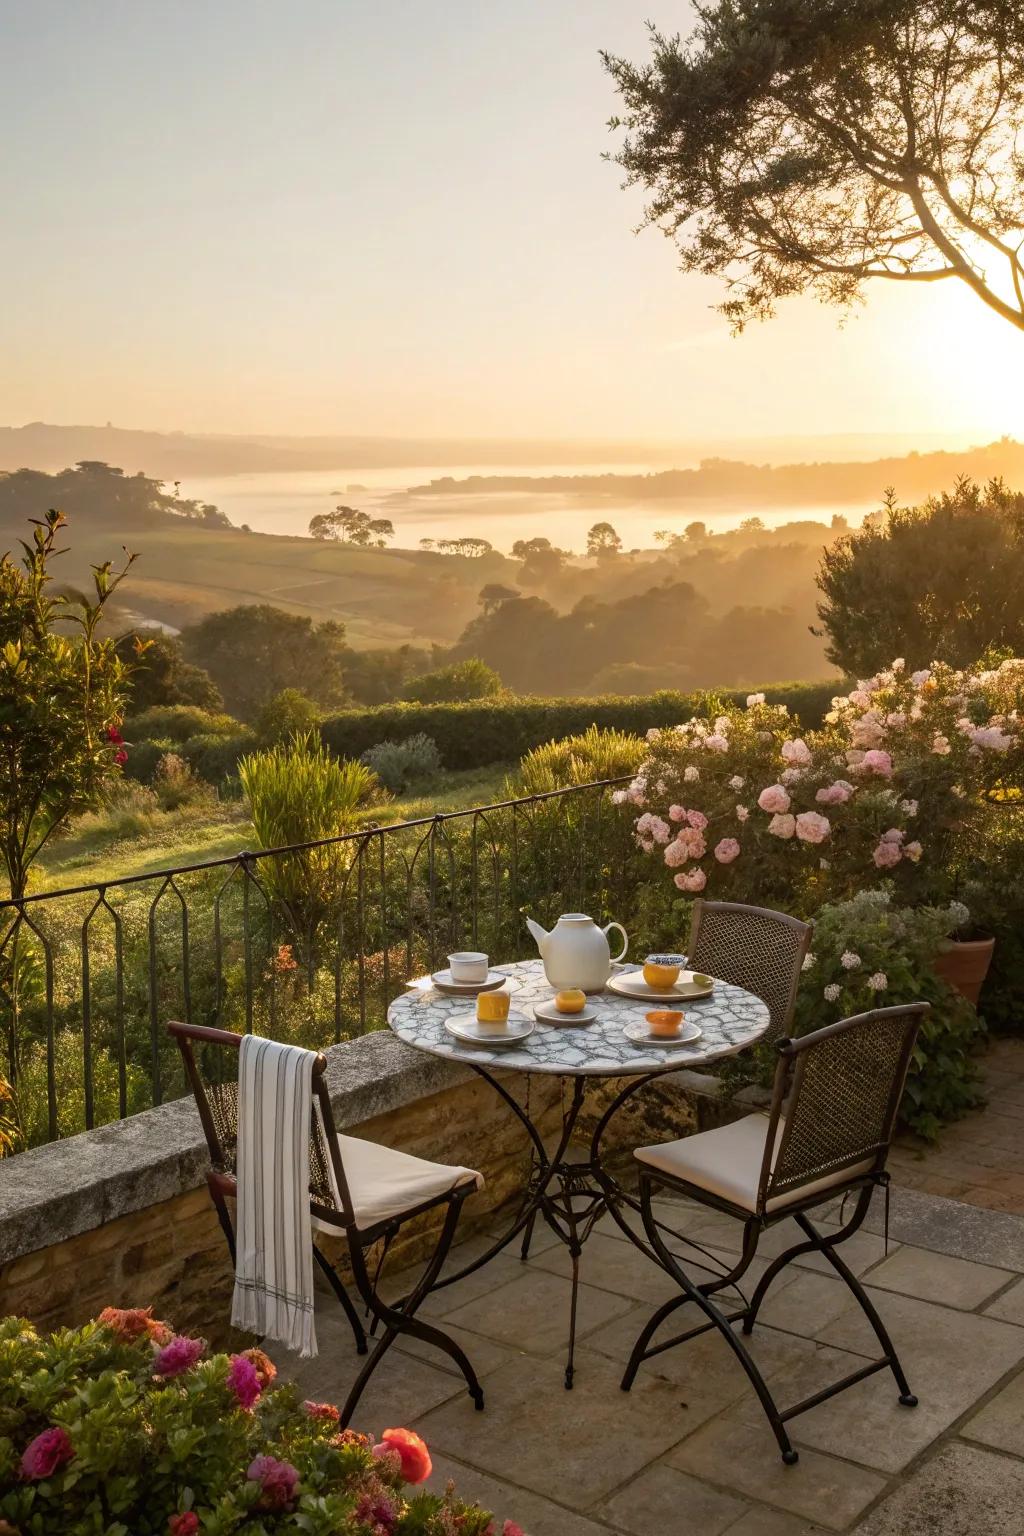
[558,912,593,923]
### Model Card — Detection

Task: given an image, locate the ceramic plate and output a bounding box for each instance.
[533,999,599,1026]
[429,969,509,996]
[623,1020,703,1048]
[444,1013,535,1046]
[607,970,714,1002]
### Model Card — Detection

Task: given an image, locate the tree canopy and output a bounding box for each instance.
[181,605,350,720]
[308,505,395,546]
[816,478,1024,674]
[604,2,1024,332]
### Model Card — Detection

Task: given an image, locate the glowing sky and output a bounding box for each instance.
[2,1,1021,442]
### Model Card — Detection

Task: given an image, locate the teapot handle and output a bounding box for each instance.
[603,921,629,963]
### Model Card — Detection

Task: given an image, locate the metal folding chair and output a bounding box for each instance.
[169,1021,485,1424]
[621,1004,928,1463]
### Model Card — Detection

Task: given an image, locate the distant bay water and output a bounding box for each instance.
[184,463,873,553]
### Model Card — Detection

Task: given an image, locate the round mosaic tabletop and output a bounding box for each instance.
[387,959,770,1077]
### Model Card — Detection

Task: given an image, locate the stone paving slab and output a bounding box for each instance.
[280,1186,1024,1535]
[851,1441,1024,1535]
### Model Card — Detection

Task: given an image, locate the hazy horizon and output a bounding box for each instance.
[4,2,1022,446]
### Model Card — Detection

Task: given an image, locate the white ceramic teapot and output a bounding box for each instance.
[525,912,629,992]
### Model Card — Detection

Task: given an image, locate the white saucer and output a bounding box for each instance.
[608,970,714,1002]
[533,999,598,1026]
[444,1012,535,1046]
[430,968,509,996]
[623,1020,703,1048]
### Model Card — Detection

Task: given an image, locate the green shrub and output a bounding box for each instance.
[512,725,647,794]
[152,751,214,812]
[403,657,503,704]
[255,688,322,745]
[361,733,442,793]
[239,733,378,937]
[13,1030,147,1146]
[127,704,241,741]
[320,680,839,772]
[180,729,256,785]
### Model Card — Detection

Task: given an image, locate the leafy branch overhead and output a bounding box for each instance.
[604,1,1024,331]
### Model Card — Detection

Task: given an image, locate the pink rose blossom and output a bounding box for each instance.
[781,738,812,766]
[248,1455,300,1510]
[880,827,904,844]
[757,784,791,814]
[911,669,931,686]
[20,1427,74,1481]
[663,840,688,869]
[816,780,854,805]
[971,726,1013,751]
[932,734,951,755]
[767,813,796,839]
[704,733,729,752]
[905,840,923,862]
[859,749,893,778]
[746,692,765,706]
[227,1353,262,1409]
[848,689,871,708]
[686,809,708,830]
[795,811,831,844]
[154,1336,205,1379]
[736,804,749,821]
[673,867,707,892]
[714,838,741,864]
[678,827,706,859]
[668,804,686,822]
[872,840,902,868]
[610,789,627,805]
[886,711,907,729]
[850,715,885,749]
[503,1525,527,1536]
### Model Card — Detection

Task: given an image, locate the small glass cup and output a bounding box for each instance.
[476,990,511,1027]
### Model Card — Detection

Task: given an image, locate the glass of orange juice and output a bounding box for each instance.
[476,990,511,1027]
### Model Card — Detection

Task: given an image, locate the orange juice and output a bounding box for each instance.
[476,990,511,1026]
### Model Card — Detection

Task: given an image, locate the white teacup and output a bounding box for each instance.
[448,951,489,983]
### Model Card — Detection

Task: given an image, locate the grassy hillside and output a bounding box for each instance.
[0,466,506,643]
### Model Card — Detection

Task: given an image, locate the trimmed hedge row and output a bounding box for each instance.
[124,681,841,785]
[319,681,841,773]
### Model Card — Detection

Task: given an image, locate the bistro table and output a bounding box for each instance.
[387,958,771,1387]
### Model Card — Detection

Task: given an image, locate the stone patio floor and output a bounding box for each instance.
[889,1038,1024,1215]
[283,1183,1024,1535]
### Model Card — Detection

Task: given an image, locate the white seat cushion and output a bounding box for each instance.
[634,1113,875,1215]
[312,1134,483,1232]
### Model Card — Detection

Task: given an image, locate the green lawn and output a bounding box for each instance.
[34,766,511,893]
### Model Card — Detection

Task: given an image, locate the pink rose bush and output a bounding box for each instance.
[0,1314,518,1535]
[621,661,1024,908]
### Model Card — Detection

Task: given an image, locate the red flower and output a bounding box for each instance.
[168,1515,200,1536]
[153,1335,205,1378]
[98,1305,172,1345]
[227,1353,262,1409]
[377,1427,432,1485]
[242,1347,277,1387]
[20,1426,74,1480]
[303,1399,340,1422]
[503,1524,527,1536]
[247,1455,300,1510]
[114,747,129,766]
[106,725,124,744]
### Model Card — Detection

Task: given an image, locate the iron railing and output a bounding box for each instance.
[0,778,641,1149]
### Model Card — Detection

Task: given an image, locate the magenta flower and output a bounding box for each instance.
[154,1335,205,1378]
[227,1353,262,1409]
[248,1455,300,1510]
[20,1427,74,1481]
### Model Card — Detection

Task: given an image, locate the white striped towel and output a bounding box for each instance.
[231,1035,318,1358]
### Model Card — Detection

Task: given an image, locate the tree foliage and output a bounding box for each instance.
[586,521,623,559]
[115,631,222,714]
[605,2,1024,332]
[402,657,503,704]
[0,511,135,900]
[308,504,395,545]
[815,477,1024,673]
[181,605,349,720]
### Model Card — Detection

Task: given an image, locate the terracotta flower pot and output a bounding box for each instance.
[933,933,995,1006]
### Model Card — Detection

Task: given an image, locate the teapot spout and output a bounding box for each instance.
[525,916,549,955]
